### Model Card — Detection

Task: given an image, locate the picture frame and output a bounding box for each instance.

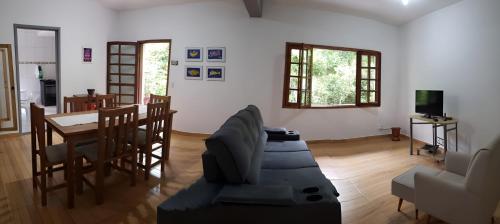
[185,66,203,80]
[82,47,92,63]
[185,47,203,62]
[206,47,226,62]
[206,66,225,81]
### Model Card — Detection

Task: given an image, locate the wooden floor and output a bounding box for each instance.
[0,133,497,223]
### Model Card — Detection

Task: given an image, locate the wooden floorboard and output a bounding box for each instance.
[0,133,498,223]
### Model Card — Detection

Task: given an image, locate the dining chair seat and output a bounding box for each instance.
[134,129,164,147]
[75,142,119,162]
[46,143,71,164]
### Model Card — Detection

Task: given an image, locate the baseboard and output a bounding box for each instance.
[0,132,21,139]
[306,134,393,144]
[171,130,211,138]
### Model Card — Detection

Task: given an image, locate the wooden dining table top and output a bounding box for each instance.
[45,108,177,136]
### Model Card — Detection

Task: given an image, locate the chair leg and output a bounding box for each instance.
[397,198,403,212]
[41,167,47,206]
[160,146,166,174]
[95,162,104,205]
[48,166,53,177]
[427,215,432,224]
[139,152,144,165]
[75,158,83,194]
[32,153,37,189]
[131,154,137,187]
[416,209,419,220]
[144,150,152,180]
[492,216,495,224]
[104,162,112,177]
[63,163,67,180]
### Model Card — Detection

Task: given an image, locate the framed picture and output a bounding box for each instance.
[82,47,92,63]
[185,66,203,80]
[206,47,226,62]
[206,66,225,81]
[185,47,203,62]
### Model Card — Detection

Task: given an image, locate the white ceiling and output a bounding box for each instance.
[96,0,463,25]
[272,0,463,25]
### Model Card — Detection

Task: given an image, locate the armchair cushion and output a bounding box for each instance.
[391,165,441,203]
[445,151,471,176]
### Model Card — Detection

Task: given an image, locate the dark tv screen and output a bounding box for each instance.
[415,90,443,117]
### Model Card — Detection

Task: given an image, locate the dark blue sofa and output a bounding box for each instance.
[157,105,341,224]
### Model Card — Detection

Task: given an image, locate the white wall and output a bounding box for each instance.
[399,0,500,152]
[115,0,401,140]
[0,0,116,133]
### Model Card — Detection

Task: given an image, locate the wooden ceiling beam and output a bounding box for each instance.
[242,0,263,17]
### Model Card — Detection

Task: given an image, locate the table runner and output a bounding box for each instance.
[52,105,148,127]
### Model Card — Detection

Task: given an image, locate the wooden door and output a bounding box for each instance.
[107,42,138,105]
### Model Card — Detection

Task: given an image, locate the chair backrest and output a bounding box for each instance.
[149,94,171,104]
[146,101,171,145]
[97,105,139,162]
[464,140,500,215]
[30,103,47,165]
[96,94,116,109]
[64,96,89,113]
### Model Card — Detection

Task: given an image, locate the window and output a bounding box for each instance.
[282,42,381,108]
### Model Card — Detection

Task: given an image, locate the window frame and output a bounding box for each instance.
[282,42,382,109]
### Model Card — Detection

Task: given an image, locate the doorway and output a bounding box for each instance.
[138,40,171,104]
[14,24,61,133]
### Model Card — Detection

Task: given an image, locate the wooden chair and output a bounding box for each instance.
[149,94,170,103]
[96,94,116,109]
[75,105,139,204]
[135,101,171,180]
[63,96,89,113]
[30,103,82,206]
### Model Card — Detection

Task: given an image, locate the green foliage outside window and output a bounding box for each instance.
[142,43,170,101]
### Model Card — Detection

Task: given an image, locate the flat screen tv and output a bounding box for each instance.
[415,90,443,117]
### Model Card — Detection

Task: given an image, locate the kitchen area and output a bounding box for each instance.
[16,28,58,132]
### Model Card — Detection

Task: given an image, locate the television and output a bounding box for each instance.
[415,90,443,117]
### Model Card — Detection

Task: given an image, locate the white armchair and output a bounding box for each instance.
[415,144,500,224]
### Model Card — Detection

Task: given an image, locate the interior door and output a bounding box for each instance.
[0,44,18,131]
[107,42,138,105]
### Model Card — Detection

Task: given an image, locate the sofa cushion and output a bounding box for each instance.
[265,140,309,152]
[245,105,264,131]
[246,132,267,184]
[233,110,260,142]
[391,165,441,203]
[213,185,295,206]
[261,151,318,169]
[260,167,339,196]
[206,117,256,184]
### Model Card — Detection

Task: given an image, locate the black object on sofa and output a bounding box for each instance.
[157,105,341,224]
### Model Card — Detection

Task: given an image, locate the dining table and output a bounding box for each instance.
[44,105,177,208]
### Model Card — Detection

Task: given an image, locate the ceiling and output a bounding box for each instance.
[272,0,463,25]
[96,0,463,25]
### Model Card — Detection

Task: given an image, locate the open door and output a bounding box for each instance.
[0,44,18,131]
[107,42,139,105]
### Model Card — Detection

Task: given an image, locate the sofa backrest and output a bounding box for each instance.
[205,105,265,184]
[464,136,500,215]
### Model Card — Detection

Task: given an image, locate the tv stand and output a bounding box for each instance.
[409,115,458,161]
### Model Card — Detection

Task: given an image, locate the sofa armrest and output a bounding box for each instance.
[264,127,287,135]
[414,172,476,222]
[445,151,471,176]
[213,185,296,206]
